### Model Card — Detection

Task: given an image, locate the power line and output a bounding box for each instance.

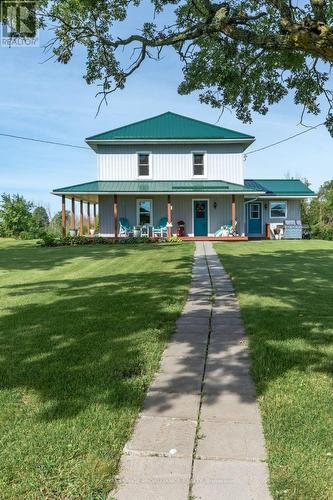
[0,121,325,155]
[245,122,325,157]
[0,132,91,150]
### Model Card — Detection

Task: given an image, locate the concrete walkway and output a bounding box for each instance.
[111,242,271,500]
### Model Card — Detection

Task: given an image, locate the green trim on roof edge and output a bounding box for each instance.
[86,112,254,141]
[53,180,262,194]
[53,179,316,196]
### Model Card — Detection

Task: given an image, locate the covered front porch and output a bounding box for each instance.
[53,180,267,240]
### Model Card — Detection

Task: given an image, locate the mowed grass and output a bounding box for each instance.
[214,240,333,500]
[0,239,193,498]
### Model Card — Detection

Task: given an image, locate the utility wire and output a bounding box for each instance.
[245,122,325,157]
[0,132,90,150]
[0,121,325,155]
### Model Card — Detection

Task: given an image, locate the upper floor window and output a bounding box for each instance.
[192,153,205,176]
[270,201,287,218]
[138,153,150,177]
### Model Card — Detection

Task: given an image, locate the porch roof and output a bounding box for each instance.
[244,179,316,197]
[53,180,265,197]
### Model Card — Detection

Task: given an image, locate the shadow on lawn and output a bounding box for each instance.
[0,247,196,421]
[1,242,332,426]
[0,240,177,272]
[216,246,333,396]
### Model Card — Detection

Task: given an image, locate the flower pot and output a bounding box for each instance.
[69,229,77,237]
[89,229,95,235]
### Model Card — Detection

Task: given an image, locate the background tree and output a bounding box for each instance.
[38,0,333,131]
[32,206,50,229]
[303,179,333,239]
[30,206,50,237]
[49,210,70,237]
[0,194,33,237]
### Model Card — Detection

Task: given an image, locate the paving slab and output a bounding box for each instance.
[163,340,206,358]
[207,341,249,361]
[205,355,251,376]
[159,353,205,375]
[204,371,256,397]
[197,421,266,461]
[200,389,261,424]
[125,415,196,458]
[111,455,191,500]
[141,391,201,419]
[182,303,211,318]
[176,316,209,328]
[192,459,271,500]
[149,370,203,394]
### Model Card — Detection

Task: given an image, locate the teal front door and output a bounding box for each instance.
[247,202,262,235]
[194,200,208,236]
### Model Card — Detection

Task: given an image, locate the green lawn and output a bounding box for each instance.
[0,239,193,498]
[214,240,333,500]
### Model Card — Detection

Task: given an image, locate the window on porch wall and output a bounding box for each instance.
[137,199,152,225]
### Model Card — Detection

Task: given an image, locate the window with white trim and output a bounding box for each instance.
[270,201,287,218]
[192,153,205,176]
[137,199,152,225]
[138,153,150,177]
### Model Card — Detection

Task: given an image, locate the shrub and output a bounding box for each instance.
[310,223,333,241]
[321,224,333,240]
[166,235,182,243]
[37,235,183,247]
[18,231,38,240]
[38,233,58,247]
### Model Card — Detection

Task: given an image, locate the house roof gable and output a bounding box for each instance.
[86,112,255,142]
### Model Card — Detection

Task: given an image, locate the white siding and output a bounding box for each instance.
[99,194,245,236]
[97,144,244,185]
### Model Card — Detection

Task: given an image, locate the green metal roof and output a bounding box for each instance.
[53,180,263,194]
[244,179,316,196]
[86,112,254,141]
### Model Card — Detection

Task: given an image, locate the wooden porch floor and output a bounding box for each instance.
[180,236,248,241]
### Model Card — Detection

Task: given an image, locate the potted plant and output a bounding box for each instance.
[89,228,95,235]
[69,229,77,237]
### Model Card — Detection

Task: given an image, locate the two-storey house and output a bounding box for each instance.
[53,112,315,239]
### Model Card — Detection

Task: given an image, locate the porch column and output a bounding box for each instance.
[71,197,75,230]
[79,200,84,235]
[114,194,118,238]
[61,195,66,237]
[231,195,236,233]
[87,202,91,234]
[167,194,172,238]
[266,223,271,240]
[93,203,97,231]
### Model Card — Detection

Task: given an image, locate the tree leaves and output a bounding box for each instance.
[36,0,333,132]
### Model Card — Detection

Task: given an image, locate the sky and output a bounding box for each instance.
[1,6,332,214]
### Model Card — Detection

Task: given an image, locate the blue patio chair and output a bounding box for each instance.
[153,217,168,237]
[119,217,133,237]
